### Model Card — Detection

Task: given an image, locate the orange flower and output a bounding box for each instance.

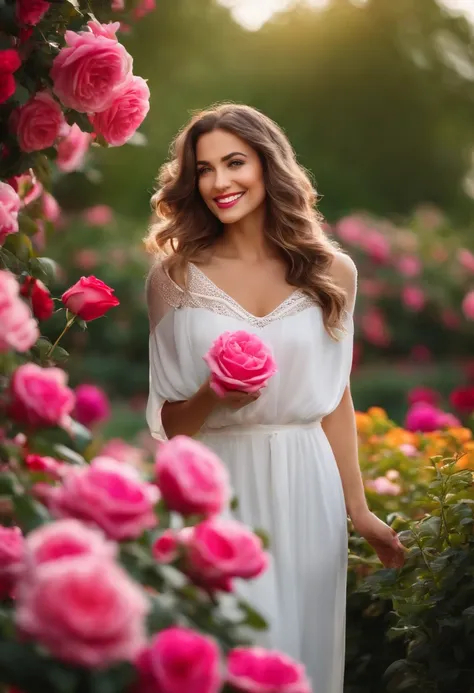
[447,427,472,444]
[367,407,388,420]
[384,427,417,448]
[355,412,372,434]
[457,441,474,470]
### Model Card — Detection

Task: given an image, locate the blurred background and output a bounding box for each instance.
[44,0,474,442]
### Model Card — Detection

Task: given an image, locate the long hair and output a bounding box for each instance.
[144,103,347,335]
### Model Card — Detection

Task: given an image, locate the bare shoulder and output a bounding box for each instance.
[329,252,358,310]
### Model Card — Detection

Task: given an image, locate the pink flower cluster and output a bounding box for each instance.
[73,383,111,427]
[9,363,75,428]
[136,627,311,693]
[51,20,150,146]
[405,401,460,433]
[13,520,148,667]
[0,270,39,353]
[0,181,21,245]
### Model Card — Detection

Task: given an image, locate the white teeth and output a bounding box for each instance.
[217,193,243,204]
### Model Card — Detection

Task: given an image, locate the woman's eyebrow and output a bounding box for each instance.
[196,152,248,165]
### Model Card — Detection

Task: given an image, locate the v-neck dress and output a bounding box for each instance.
[146,260,355,693]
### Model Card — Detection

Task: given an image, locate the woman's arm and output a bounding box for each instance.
[161,383,218,439]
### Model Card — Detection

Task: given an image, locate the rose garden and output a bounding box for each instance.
[1,0,474,692]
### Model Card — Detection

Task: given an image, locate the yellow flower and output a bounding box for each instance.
[384,427,416,448]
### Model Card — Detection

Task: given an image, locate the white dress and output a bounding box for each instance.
[146,261,355,693]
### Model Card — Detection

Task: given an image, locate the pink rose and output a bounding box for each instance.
[136,626,221,693]
[399,443,418,458]
[0,181,21,244]
[15,172,43,205]
[408,386,440,406]
[0,527,24,597]
[397,255,421,277]
[83,204,114,226]
[16,555,148,667]
[402,286,425,312]
[227,647,311,693]
[25,519,116,571]
[17,92,64,153]
[62,275,120,321]
[48,456,159,540]
[101,438,145,467]
[51,23,132,113]
[42,192,60,222]
[184,517,268,590]
[0,270,39,352]
[335,215,365,244]
[462,291,474,320]
[9,363,75,427]
[16,0,50,25]
[152,530,179,564]
[365,476,401,496]
[436,411,461,428]
[73,383,111,426]
[156,436,230,516]
[204,330,277,397]
[56,123,91,172]
[361,307,391,347]
[458,249,474,273]
[404,402,459,433]
[133,0,156,18]
[360,229,391,264]
[25,454,64,479]
[91,75,150,146]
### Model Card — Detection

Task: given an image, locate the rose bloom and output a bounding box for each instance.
[450,386,474,415]
[0,50,21,105]
[62,275,120,321]
[24,519,116,571]
[365,476,402,497]
[51,21,133,113]
[16,554,148,668]
[16,0,50,25]
[227,647,311,693]
[25,453,64,479]
[56,123,91,172]
[458,248,474,273]
[0,270,39,352]
[91,75,150,147]
[462,291,474,320]
[48,456,159,540]
[397,255,421,277]
[407,386,440,406]
[184,517,268,590]
[17,92,64,153]
[42,192,60,222]
[0,181,21,244]
[73,383,111,426]
[20,275,54,321]
[204,330,277,397]
[9,363,75,427]
[0,526,24,597]
[136,626,221,693]
[152,530,179,564]
[83,204,114,226]
[402,286,425,312]
[156,436,230,516]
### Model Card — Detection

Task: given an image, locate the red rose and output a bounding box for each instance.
[450,387,474,415]
[61,275,119,321]
[20,276,54,321]
[0,50,21,105]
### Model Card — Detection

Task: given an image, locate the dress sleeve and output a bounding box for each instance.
[145,260,184,441]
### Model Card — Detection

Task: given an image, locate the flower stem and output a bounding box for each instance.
[46,316,76,358]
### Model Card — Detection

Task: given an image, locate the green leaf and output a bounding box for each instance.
[28,257,58,284]
[65,110,94,133]
[253,527,270,550]
[67,419,93,453]
[53,444,87,466]
[13,494,50,532]
[237,599,268,631]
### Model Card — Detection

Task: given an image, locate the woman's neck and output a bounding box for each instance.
[215,206,274,263]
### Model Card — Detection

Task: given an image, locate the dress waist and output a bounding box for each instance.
[200,419,322,436]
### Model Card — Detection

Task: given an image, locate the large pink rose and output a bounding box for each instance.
[0,181,21,244]
[16,555,148,667]
[0,527,25,597]
[184,517,268,590]
[16,0,50,25]
[91,75,150,146]
[62,275,120,321]
[9,363,75,427]
[73,383,111,426]
[48,456,159,540]
[404,402,459,433]
[56,122,91,172]
[25,519,116,571]
[50,23,133,113]
[156,436,230,516]
[204,330,277,397]
[227,647,311,693]
[0,270,39,352]
[136,626,221,693]
[17,92,64,153]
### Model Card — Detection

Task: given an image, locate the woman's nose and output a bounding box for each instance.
[213,168,231,191]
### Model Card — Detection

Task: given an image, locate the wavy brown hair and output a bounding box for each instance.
[144,103,348,335]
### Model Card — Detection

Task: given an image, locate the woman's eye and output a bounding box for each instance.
[197,167,210,176]
[229,160,244,168]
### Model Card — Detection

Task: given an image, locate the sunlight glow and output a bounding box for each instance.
[218,0,474,31]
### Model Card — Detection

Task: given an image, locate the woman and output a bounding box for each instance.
[144,103,404,692]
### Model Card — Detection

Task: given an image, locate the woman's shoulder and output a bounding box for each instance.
[329,251,358,309]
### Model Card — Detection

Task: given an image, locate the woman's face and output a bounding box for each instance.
[196,129,266,224]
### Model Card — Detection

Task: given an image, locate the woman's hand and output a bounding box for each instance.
[352,510,405,569]
[203,380,261,410]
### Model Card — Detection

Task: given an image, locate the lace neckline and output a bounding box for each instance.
[160,261,316,328]
[188,263,305,322]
